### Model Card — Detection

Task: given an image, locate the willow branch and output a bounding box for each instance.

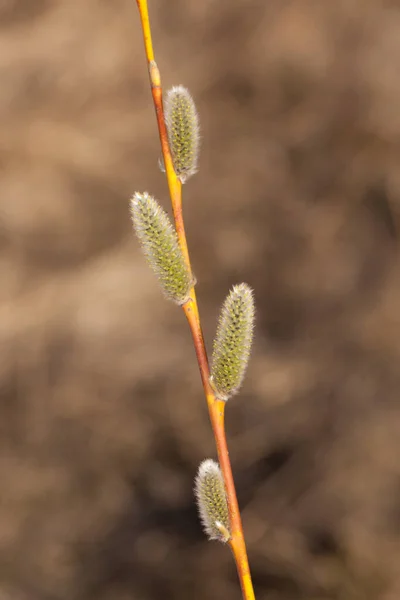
[135,2,255,599]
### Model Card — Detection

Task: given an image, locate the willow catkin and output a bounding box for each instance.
[164,85,200,183]
[210,283,255,401]
[194,459,231,543]
[130,192,193,304]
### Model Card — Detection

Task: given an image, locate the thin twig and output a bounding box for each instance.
[135,2,255,599]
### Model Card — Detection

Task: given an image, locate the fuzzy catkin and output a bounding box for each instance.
[164,85,200,183]
[130,192,192,304]
[210,283,255,400]
[194,459,231,543]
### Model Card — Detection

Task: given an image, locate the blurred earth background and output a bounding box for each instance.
[1,1,400,599]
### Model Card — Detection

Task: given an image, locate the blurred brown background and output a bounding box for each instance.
[1,1,400,599]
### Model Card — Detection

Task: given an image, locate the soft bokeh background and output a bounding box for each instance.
[1,1,400,599]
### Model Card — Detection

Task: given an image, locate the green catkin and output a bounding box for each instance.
[194,459,231,543]
[164,85,200,183]
[210,283,255,401]
[130,192,193,304]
